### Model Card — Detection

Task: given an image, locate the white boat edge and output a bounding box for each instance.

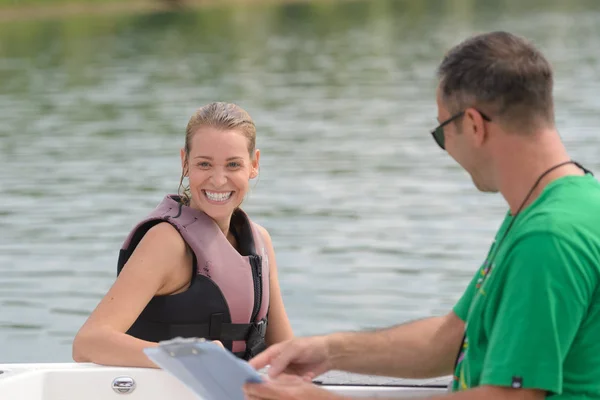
[0,362,450,399]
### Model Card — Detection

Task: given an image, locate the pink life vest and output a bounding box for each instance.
[117,194,270,359]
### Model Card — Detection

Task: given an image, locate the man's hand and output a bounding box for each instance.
[249,336,332,379]
[243,374,346,400]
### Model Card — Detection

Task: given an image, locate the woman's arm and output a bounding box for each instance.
[256,225,294,346]
[72,222,193,368]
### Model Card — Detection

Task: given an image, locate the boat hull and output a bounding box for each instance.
[0,363,450,399]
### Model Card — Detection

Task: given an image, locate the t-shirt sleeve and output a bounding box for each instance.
[479,232,595,395]
[453,269,480,321]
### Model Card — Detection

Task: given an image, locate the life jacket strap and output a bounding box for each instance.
[128,319,265,342]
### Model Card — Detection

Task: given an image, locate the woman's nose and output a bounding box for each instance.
[210,169,228,187]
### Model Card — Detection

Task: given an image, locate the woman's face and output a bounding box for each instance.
[182,127,259,224]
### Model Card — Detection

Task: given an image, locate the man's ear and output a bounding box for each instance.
[465,108,488,148]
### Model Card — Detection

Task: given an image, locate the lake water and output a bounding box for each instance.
[1,0,600,363]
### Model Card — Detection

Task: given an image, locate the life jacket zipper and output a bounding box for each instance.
[250,256,263,323]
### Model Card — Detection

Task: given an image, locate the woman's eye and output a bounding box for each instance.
[197,162,210,168]
[227,162,241,168]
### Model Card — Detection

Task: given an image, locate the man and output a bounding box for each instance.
[243,31,600,400]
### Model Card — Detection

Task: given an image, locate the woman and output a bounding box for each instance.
[72,102,294,368]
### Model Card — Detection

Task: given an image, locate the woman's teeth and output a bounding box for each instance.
[204,191,232,202]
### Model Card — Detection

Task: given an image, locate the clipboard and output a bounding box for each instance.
[143,337,264,400]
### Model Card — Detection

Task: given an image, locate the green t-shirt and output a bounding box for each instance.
[452,174,600,398]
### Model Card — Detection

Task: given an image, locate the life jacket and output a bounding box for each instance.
[116,194,270,360]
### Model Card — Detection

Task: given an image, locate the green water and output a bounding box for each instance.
[1,0,600,363]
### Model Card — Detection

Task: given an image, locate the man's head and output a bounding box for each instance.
[433,31,555,192]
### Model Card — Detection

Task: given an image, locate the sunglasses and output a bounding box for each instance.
[431,110,492,150]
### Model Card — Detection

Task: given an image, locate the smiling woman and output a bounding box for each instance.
[71,102,294,368]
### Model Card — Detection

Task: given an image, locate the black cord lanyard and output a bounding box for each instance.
[451,160,593,374]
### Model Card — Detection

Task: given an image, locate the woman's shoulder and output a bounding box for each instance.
[134,221,188,259]
[250,221,273,246]
[122,221,192,294]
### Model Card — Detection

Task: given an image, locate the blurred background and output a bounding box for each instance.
[1,0,599,363]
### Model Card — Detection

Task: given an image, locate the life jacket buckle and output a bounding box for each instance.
[255,319,267,337]
[243,319,268,360]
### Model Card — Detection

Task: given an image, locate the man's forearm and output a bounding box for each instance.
[327,314,463,379]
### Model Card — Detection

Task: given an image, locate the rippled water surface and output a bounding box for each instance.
[1,0,600,362]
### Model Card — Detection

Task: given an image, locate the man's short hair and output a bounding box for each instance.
[437,31,554,131]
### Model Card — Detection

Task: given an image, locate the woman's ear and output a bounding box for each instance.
[250,149,260,179]
[180,147,188,176]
